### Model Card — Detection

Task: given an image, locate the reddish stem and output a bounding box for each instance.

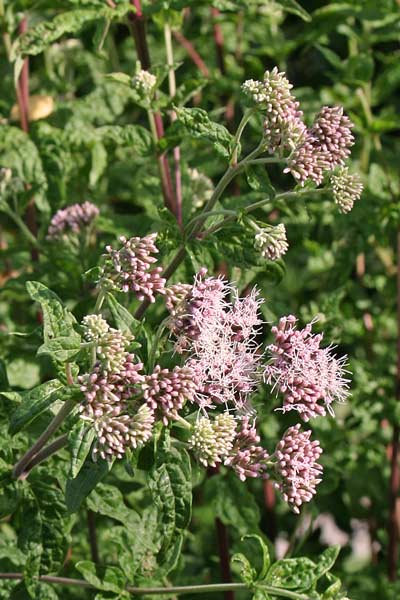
[127,0,176,216]
[208,466,235,600]
[388,228,400,581]
[17,17,38,262]
[210,8,226,75]
[172,30,210,77]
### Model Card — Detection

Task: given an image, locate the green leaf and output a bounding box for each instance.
[69,422,95,478]
[87,483,140,529]
[89,142,108,188]
[169,106,234,159]
[232,552,257,586]
[246,165,276,198]
[209,472,261,536]
[104,72,132,86]
[65,458,110,513]
[265,557,317,591]
[106,293,139,334]
[26,281,79,342]
[314,546,340,579]
[75,562,126,593]
[277,0,312,21]
[9,379,64,435]
[37,336,82,362]
[11,5,132,59]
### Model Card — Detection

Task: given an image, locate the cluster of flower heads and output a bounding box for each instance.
[100,234,166,303]
[242,67,362,210]
[78,314,196,460]
[242,67,305,153]
[132,68,157,97]
[77,231,350,514]
[264,315,350,422]
[47,201,99,240]
[330,167,364,214]
[254,224,289,261]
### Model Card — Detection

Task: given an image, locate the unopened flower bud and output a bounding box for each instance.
[330,167,363,213]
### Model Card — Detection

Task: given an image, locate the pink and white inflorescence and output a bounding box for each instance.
[166,270,263,412]
[284,106,354,186]
[274,424,323,513]
[224,417,270,481]
[101,234,166,303]
[264,315,350,421]
[47,201,99,240]
[242,67,305,153]
[142,365,197,425]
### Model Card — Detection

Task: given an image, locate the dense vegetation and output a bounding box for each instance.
[1,1,400,599]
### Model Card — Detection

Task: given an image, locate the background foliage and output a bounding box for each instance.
[1,0,400,599]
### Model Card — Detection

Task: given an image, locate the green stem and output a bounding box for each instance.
[4,207,41,250]
[184,209,237,233]
[230,107,257,166]
[148,317,170,371]
[202,188,326,237]
[248,157,287,166]
[172,413,192,430]
[93,289,106,314]
[0,574,310,598]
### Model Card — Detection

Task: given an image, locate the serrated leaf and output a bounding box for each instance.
[265,557,317,591]
[69,422,95,478]
[75,561,126,593]
[9,379,64,435]
[210,472,260,536]
[169,106,234,159]
[65,458,110,513]
[26,281,78,342]
[314,546,340,579]
[87,483,140,529]
[37,336,82,362]
[11,5,132,59]
[232,552,257,585]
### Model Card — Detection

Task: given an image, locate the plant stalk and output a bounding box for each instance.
[18,433,69,479]
[388,227,400,580]
[0,574,309,598]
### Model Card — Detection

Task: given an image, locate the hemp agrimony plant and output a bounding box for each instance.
[0,2,370,598]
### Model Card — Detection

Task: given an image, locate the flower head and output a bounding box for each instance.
[274,424,323,513]
[82,314,133,374]
[242,67,305,152]
[143,365,197,425]
[91,404,154,461]
[254,224,289,261]
[101,234,166,303]
[132,69,157,96]
[284,106,354,186]
[187,168,214,209]
[189,412,236,467]
[330,167,363,213]
[264,315,350,421]
[224,416,269,481]
[47,201,99,240]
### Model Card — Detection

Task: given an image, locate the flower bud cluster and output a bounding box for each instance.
[273,424,323,514]
[189,412,236,467]
[254,224,288,261]
[242,67,305,153]
[224,417,270,481]
[143,365,197,425]
[284,106,354,186]
[132,69,157,96]
[330,167,363,213]
[101,234,166,303]
[187,168,214,209]
[47,201,99,240]
[82,314,133,373]
[264,315,350,421]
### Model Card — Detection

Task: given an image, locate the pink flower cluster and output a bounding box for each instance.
[224,417,270,481]
[284,106,354,186]
[242,67,305,153]
[166,270,263,412]
[142,365,197,425]
[264,315,350,421]
[274,424,323,514]
[47,201,99,240]
[101,234,166,303]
